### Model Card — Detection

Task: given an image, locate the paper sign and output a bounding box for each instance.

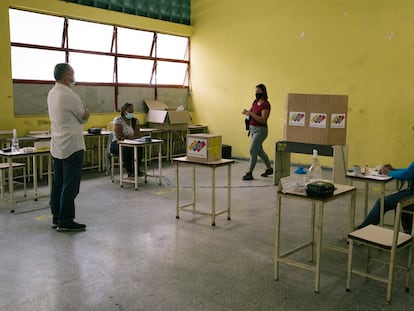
[309,113,327,128]
[288,112,306,126]
[330,113,346,128]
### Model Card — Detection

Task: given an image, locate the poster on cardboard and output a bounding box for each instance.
[187,138,207,158]
[309,113,327,128]
[288,112,306,126]
[330,113,346,128]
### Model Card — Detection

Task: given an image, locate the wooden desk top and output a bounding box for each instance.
[172,156,234,166]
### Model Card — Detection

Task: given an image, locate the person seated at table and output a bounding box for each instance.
[357,161,414,233]
[110,102,143,177]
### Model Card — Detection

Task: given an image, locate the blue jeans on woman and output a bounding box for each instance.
[358,189,414,233]
[248,125,271,173]
[50,150,84,226]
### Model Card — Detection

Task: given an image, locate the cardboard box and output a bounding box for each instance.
[284,93,347,145]
[186,134,222,162]
[145,100,191,130]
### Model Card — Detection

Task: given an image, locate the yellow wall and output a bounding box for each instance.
[2,0,414,168]
[0,0,192,134]
[190,0,414,167]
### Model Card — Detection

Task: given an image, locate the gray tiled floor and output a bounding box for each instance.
[0,160,413,310]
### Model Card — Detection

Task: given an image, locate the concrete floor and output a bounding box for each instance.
[0,160,413,311]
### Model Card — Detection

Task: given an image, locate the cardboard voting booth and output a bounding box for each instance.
[144,100,191,130]
[284,93,348,145]
[186,134,222,163]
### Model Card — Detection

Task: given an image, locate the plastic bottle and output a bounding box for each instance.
[294,166,307,188]
[307,149,322,182]
[364,163,369,175]
[11,129,19,152]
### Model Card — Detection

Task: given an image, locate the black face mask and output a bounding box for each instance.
[255,93,263,100]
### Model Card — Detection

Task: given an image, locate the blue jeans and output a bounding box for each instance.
[50,150,84,225]
[248,126,271,173]
[358,189,414,233]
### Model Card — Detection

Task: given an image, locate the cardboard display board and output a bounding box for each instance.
[284,94,347,145]
[145,100,191,130]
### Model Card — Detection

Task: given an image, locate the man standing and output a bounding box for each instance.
[47,63,89,232]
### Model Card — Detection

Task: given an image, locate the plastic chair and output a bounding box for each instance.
[346,195,414,303]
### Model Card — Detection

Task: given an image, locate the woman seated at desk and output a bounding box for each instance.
[358,161,414,233]
[110,102,143,177]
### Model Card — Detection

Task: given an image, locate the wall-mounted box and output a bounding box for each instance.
[144,100,190,130]
[284,93,348,145]
[186,134,222,163]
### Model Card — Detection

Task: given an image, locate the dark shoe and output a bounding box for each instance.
[242,172,253,180]
[138,170,145,177]
[51,223,58,229]
[261,168,273,177]
[127,172,134,178]
[56,221,86,232]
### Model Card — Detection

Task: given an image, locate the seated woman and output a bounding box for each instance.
[110,102,143,177]
[357,161,414,233]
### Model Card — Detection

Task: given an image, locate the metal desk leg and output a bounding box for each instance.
[349,190,356,232]
[227,164,231,220]
[308,202,316,262]
[211,165,216,226]
[175,162,180,219]
[8,157,15,213]
[274,194,282,280]
[158,143,162,185]
[144,145,148,184]
[134,146,138,190]
[380,183,386,226]
[119,144,124,188]
[315,202,324,293]
[364,182,369,218]
[192,165,196,212]
[33,155,38,201]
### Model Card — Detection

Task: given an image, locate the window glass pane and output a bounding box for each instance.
[69,53,114,83]
[68,19,113,52]
[118,58,154,83]
[157,34,188,60]
[117,27,154,56]
[11,47,65,80]
[9,9,63,47]
[157,61,187,85]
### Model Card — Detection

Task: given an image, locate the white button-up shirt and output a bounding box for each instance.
[47,83,87,159]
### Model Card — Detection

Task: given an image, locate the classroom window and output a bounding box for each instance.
[9,8,190,112]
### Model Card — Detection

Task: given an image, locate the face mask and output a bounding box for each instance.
[125,112,134,119]
[255,93,263,100]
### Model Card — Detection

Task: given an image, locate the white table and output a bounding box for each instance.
[0,150,51,212]
[172,156,234,226]
[118,139,163,190]
[274,182,356,293]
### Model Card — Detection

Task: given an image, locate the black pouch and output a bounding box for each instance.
[245,117,250,130]
[306,181,335,198]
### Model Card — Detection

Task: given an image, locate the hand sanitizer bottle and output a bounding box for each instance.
[307,149,322,182]
[11,129,19,152]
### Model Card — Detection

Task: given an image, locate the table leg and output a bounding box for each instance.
[175,162,179,219]
[192,165,196,212]
[33,155,38,201]
[158,143,162,185]
[227,164,231,220]
[274,194,282,280]
[349,189,356,232]
[308,201,316,262]
[211,165,216,226]
[8,157,15,213]
[98,135,102,172]
[119,144,124,187]
[134,146,138,190]
[364,182,369,219]
[144,145,148,184]
[380,183,385,226]
[314,202,324,293]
